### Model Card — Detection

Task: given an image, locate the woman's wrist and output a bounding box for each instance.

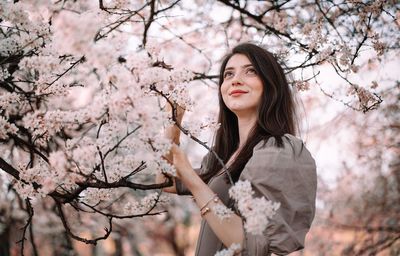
[180,169,205,194]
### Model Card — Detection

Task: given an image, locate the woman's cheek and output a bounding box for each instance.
[221,94,229,107]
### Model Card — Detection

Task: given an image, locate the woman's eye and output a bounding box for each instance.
[224,71,233,78]
[246,68,257,75]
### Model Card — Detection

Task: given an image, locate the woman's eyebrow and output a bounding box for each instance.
[224,64,253,71]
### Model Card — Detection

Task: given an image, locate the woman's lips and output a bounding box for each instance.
[229,90,248,96]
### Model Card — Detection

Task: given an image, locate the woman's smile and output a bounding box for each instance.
[229,89,249,96]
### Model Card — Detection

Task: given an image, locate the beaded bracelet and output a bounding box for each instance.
[200,206,211,216]
[200,194,219,217]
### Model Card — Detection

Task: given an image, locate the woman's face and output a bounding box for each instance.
[220,54,264,117]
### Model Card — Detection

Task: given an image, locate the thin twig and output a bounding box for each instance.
[79,191,165,219]
[56,201,113,245]
[16,199,34,256]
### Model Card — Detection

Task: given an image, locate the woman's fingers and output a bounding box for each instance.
[170,144,191,177]
[164,102,185,145]
[175,104,186,121]
[163,144,180,165]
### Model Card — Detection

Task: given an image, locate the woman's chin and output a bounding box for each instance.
[229,107,258,117]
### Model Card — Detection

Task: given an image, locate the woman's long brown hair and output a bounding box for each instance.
[200,43,298,183]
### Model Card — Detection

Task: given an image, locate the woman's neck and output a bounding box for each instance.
[236,113,257,148]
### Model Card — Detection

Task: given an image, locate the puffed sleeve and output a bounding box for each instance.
[175,151,212,195]
[239,135,317,256]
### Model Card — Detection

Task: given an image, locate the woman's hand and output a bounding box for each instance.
[156,102,186,193]
[164,102,185,162]
[164,102,185,147]
[169,144,195,181]
[169,102,185,124]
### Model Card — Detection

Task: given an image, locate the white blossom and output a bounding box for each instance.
[229,180,280,235]
[295,81,310,91]
[49,151,69,174]
[214,243,241,256]
[211,203,234,220]
[52,10,104,56]
[347,85,376,107]
[0,116,18,140]
[13,181,39,199]
[372,40,385,56]
[123,193,170,215]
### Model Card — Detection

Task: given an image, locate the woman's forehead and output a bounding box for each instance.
[225,54,252,69]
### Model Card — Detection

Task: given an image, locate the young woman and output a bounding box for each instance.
[158,43,317,256]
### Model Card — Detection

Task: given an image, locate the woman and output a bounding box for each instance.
[158,43,317,255]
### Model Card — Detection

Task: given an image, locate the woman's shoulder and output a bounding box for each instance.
[252,134,315,165]
[254,134,306,150]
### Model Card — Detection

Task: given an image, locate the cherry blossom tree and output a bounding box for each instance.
[305,83,400,256]
[0,0,399,255]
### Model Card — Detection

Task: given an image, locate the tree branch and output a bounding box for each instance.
[56,201,113,245]
[16,199,34,256]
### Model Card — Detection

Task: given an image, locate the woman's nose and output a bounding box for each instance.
[231,74,243,86]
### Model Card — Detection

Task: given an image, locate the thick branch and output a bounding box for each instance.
[77,178,173,190]
[0,157,21,181]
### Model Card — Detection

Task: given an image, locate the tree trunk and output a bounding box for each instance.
[0,224,10,256]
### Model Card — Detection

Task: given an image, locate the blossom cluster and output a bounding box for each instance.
[214,243,241,256]
[229,180,280,235]
[123,192,171,215]
[0,1,202,219]
[0,2,51,56]
[211,202,234,221]
[0,115,18,140]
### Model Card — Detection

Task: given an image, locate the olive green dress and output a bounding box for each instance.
[176,134,317,256]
